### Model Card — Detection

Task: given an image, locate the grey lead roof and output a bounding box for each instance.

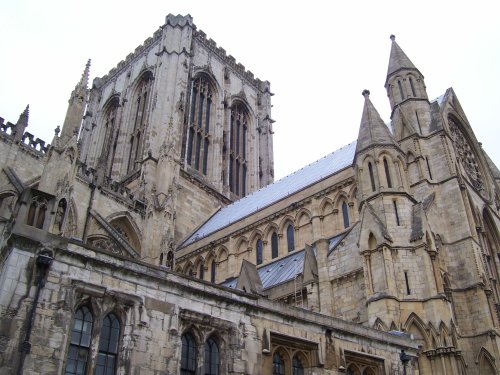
[182,141,357,246]
[222,249,306,290]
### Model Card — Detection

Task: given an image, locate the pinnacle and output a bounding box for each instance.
[386,36,419,82]
[79,59,91,88]
[18,105,29,123]
[355,93,395,155]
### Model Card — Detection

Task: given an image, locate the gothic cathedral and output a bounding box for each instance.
[1,14,499,375]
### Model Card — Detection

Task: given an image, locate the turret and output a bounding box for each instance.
[354,90,408,205]
[60,60,90,144]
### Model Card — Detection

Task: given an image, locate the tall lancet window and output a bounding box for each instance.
[186,75,213,175]
[101,98,120,177]
[128,73,153,173]
[229,102,248,197]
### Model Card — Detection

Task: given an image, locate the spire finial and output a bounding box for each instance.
[79,59,91,88]
[390,34,396,42]
[362,89,370,98]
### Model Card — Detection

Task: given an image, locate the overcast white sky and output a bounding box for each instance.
[1,1,499,179]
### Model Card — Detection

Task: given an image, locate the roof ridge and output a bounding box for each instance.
[181,141,357,246]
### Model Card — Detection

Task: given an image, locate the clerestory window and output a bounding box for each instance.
[271,232,279,259]
[256,239,263,265]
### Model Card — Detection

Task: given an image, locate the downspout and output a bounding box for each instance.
[16,250,53,375]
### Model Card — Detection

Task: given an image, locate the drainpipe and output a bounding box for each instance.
[16,250,53,375]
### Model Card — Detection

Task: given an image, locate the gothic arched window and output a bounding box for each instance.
[292,356,304,375]
[398,79,404,100]
[368,162,376,192]
[204,337,220,375]
[409,77,416,96]
[383,158,392,188]
[271,232,279,259]
[229,102,248,197]
[256,239,263,265]
[95,313,121,375]
[211,259,216,283]
[101,98,120,177]
[199,262,205,280]
[181,333,197,375]
[273,352,285,375]
[65,306,93,375]
[186,75,213,175]
[342,202,350,229]
[128,75,153,173]
[287,224,295,252]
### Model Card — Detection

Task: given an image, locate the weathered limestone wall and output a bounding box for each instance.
[0,234,417,375]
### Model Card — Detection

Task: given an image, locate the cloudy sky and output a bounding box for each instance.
[1,1,499,179]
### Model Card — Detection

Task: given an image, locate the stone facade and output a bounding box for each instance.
[1,14,499,375]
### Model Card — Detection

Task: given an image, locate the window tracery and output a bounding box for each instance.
[186,75,213,175]
[229,102,248,197]
[449,117,484,192]
[101,99,120,177]
[128,76,153,173]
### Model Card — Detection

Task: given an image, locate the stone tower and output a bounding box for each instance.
[77,14,274,262]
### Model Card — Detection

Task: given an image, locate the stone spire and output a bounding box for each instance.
[60,60,91,143]
[355,90,396,156]
[386,35,420,83]
[79,59,91,89]
[13,105,29,142]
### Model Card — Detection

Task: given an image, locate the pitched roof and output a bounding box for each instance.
[181,141,357,246]
[222,249,306,290]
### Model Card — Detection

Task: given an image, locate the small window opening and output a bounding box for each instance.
[398,80,404,100]
[342,202,350,229]
[426,157,433,180]
[415,110,423,134]
[409,77,416,96]
[393,200,400,226]
[256,239,263,265]
[211,260,216,283]
[368,162,376,192]
[383,158,392,188]
[287,224,295,252]
[271,232,279,259]
[404,271,411,295]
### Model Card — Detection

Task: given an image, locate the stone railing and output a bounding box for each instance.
[0,117,49,154]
